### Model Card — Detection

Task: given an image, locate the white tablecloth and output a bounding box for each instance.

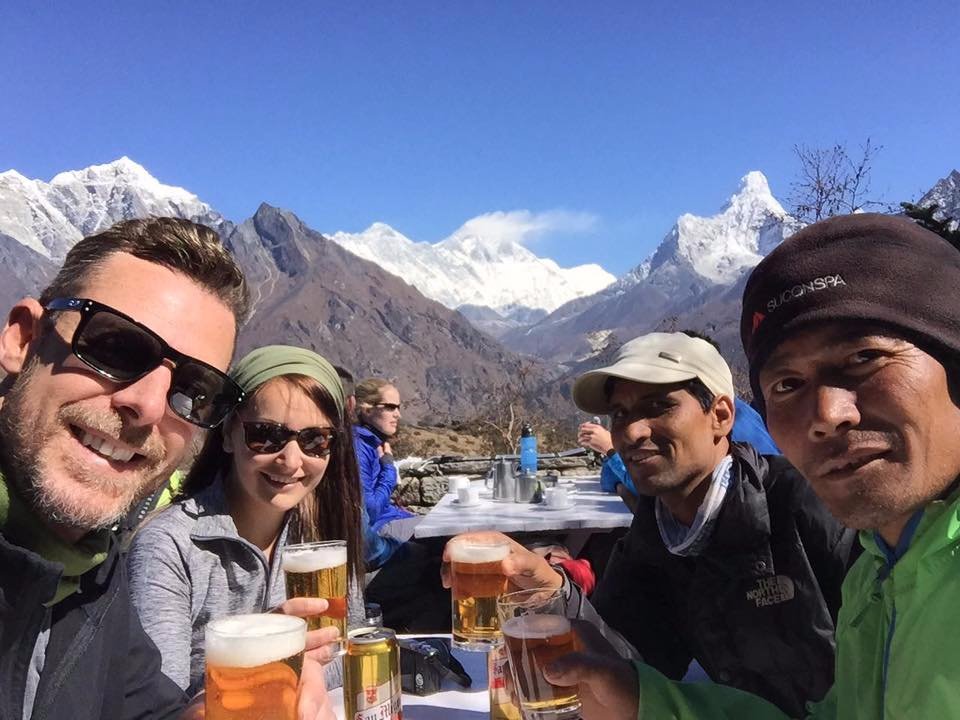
[329,636,491,719]
[413,475,632,538]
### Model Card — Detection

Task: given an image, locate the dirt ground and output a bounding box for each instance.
[390,423,492,458]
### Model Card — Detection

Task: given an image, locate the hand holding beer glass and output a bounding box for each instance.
[205,613,306,720]
[282,540,348,647]
[497,588,581,720]
[447,536,511,650]
[443,532,565,651]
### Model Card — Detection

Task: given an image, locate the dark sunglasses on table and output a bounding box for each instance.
[373,402,401,412]
[44,298,244,429]
[242,421,337,458]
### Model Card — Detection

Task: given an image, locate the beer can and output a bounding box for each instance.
[344,627,403,720]
[488,641,521,720]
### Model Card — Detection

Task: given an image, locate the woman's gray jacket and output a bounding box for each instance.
[126,480,361,696]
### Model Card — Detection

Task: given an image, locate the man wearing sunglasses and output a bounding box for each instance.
[0,218,334,720]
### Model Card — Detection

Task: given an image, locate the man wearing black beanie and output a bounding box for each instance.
[534,214,960,720]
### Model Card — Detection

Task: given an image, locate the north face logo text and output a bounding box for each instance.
[746,575,796,607]
[766,274,846,313]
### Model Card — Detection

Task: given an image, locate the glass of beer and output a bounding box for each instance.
[449,537,510,650]
[497,588,581,720]
[282,540,348,639]
[204,613,306,720]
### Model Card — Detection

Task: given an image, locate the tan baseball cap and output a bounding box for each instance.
[572,332,735,414]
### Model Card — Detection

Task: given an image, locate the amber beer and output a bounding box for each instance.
[449,539,510,650]
[204,614,306,720]
[282,540,348,635]
[344,626,402,720]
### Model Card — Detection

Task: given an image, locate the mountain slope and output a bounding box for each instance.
[228,204,556,420]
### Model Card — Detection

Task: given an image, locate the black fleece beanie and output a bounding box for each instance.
[740,213,960,407]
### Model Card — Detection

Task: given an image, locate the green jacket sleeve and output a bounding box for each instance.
[634,662,838,720]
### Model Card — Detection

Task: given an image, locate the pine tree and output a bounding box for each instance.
[901,202,960,251]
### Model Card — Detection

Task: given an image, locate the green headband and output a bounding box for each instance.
[230,345,344,419]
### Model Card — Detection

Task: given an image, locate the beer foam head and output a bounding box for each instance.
[502,614,571,640]
[282,543,347,572]
[449,540,510,564]
[205,614,306,668]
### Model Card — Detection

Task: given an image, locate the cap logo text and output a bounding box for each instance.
[766,274,846,313]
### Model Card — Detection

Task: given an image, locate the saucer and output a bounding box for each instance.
[542,503,574,511]
[453,499,482,508]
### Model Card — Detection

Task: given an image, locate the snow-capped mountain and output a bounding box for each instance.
[0,157,223,260]
[919,169,960,225]
[503,171,800,361]
[328,220,615,317]
[622,170,798,292]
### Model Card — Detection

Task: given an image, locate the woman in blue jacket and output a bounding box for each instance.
[353,379,417,548]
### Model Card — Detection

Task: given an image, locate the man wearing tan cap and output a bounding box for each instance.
[568,331,858,716]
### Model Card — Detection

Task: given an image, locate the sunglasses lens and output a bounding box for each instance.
[299,428,336,457]
[169,362,240,427]
[75,310,163,380]
[243,423,285,454]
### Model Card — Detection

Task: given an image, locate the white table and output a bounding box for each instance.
[329,636,491,720]
[413,476,632,553]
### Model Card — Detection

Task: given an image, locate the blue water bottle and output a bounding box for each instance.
[519,423,538,473]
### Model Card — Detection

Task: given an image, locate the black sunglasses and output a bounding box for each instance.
[242,421,337,458]
[45,298,244,429]
[373,402,401,412]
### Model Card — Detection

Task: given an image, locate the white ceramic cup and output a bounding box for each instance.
[447,475,471,494]
[545,487,570,508]
[457,487,480,505]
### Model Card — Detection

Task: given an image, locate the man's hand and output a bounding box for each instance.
[297,651,336,720]
[441,531,563,593]
[275,598,342,665]
[274,598,340,719]
[578,423,614,455]
[543,652,639,720]
[541,621,639,720]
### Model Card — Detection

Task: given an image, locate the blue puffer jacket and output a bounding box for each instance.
[353,424,414,532]
[601,398,780,494]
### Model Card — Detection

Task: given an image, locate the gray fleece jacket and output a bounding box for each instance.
[126,480,361,696]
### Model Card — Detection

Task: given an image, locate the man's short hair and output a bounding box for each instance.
[334,365,355,397]
[38,217,250,325]
[680,329,721,354]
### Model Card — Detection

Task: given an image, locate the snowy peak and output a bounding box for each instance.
[655,171,798,285]
[329,217,615,314]
[919,169,960,223]
[0,157,222,260]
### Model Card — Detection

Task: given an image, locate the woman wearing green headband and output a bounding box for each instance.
[126,345,364,697]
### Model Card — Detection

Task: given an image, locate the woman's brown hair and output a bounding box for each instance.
[180,374,364,580]
[354,377,393,423]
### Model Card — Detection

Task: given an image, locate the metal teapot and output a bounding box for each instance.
[485,457,517,502]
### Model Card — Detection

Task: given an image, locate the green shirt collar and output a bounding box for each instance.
[0,471,110,605]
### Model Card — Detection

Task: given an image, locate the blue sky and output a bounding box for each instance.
[1,1,957,275]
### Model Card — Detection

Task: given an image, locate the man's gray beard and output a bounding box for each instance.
[0,358,175,532]
[0,356,55,518]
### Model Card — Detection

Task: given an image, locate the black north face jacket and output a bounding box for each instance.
[590,443,860,717]
[0,532,187,720]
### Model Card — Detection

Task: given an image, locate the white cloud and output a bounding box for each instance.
[446,209,598,246]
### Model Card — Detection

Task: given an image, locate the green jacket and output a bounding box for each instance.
[633,488,960,719]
